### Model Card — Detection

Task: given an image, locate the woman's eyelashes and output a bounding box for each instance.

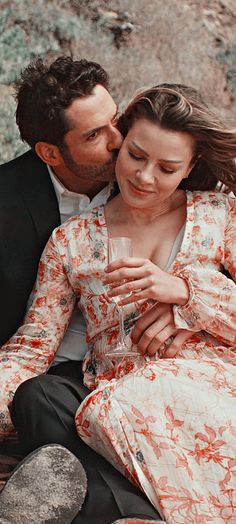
[128,150,143,161]
[160,166,175,174]
[128,150,176,174]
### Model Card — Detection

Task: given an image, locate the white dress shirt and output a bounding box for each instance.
[28,166,114,366]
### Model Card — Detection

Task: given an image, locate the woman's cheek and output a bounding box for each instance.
[115,156,126,184]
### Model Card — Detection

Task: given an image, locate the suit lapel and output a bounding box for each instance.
[19,151,60,249]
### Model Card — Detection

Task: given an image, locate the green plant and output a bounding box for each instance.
[0,88,27,162]
[216,43,236,93]
[0,0,91,162]
[0,1,84,86]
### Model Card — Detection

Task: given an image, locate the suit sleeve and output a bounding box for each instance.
[0,233,76,374]
[173,198,236,345]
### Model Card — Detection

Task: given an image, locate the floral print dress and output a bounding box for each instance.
[0,191,236,522]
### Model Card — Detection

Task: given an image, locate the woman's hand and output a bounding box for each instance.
[105,257,189,306]
[131,302,194,357]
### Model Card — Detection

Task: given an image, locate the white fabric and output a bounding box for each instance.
[48,166,114,224]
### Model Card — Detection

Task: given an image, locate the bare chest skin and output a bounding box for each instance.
[105,192,187,270]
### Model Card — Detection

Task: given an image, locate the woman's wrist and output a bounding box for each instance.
[172,276,190,305]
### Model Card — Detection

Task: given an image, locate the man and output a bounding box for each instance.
[0,56,163,523]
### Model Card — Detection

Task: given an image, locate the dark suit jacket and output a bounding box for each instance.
[0,150,60,345]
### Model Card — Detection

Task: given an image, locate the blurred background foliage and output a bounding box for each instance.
[0,0,236,163]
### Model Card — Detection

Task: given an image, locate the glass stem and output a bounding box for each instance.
[118,305,126,347]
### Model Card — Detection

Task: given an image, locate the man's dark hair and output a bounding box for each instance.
[15,56,110,149]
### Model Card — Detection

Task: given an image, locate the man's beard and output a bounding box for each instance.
[60,145,118,182]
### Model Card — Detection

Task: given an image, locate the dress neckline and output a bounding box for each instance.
[95,191,193,272]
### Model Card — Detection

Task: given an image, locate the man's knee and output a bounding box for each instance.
[12,374,47,411]
[11,374,64,452]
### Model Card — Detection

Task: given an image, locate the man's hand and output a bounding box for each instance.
[131,302,194,358]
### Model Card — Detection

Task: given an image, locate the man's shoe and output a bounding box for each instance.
[0,443,87,524]
[111,519,166,523]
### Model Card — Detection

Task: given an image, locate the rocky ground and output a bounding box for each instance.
[74,0,236,117]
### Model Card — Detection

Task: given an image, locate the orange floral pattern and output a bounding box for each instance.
[0,191,235,522]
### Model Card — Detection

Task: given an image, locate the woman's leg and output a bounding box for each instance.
[76,358,236,523]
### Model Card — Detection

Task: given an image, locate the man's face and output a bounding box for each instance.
[59,85,123,184]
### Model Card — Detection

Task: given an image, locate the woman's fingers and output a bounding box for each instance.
[105,258,161,286]
[105,259,189,306]
[117,291,149,305]
[107,277,152,299]
[105,257,150,273]
[105,267,151,287]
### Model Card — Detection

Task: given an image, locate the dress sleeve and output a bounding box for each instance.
[0,233,76,373]
[173,197,236,345]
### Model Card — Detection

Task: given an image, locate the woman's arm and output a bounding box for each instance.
[0,232,77,373]
[173,198,236,345]
[173,263,236,345]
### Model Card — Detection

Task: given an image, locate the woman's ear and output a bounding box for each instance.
[185,153,202,178]
[35,142,63,166]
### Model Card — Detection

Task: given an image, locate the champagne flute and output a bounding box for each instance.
[105,237,140,358]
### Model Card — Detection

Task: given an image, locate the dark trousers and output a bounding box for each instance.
[11,361,161,524]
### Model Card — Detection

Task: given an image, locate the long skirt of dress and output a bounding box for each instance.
[75,355,236,524]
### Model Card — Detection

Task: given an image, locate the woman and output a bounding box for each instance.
[73,85,236,522]
[1,84,236,522]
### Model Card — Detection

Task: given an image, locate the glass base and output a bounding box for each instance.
[104,343,141,358]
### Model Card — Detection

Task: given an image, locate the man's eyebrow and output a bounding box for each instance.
[81,106,119,138]
[81,125,103,138]
[131,140,184,163]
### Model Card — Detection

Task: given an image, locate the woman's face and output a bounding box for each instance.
[115,118,195,208]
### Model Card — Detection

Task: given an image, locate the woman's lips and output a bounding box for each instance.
[128,180,154,195]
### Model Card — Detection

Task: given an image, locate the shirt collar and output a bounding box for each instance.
[47,165,114,213]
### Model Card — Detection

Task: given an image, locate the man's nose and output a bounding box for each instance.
[107,126,123,151]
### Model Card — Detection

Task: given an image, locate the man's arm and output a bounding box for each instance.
[131,302,195,358]
[0,151,60,345]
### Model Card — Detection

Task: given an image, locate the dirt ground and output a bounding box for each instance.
[75,0,236,119]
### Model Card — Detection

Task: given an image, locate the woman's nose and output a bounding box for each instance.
[136,166,155,184]
[107,126,123,151]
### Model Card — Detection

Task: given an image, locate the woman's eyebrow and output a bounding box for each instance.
[130,141,184,163]
[159,159,184,163]
[130,140,147,154]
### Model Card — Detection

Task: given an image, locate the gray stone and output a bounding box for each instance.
[0,444,87,524]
